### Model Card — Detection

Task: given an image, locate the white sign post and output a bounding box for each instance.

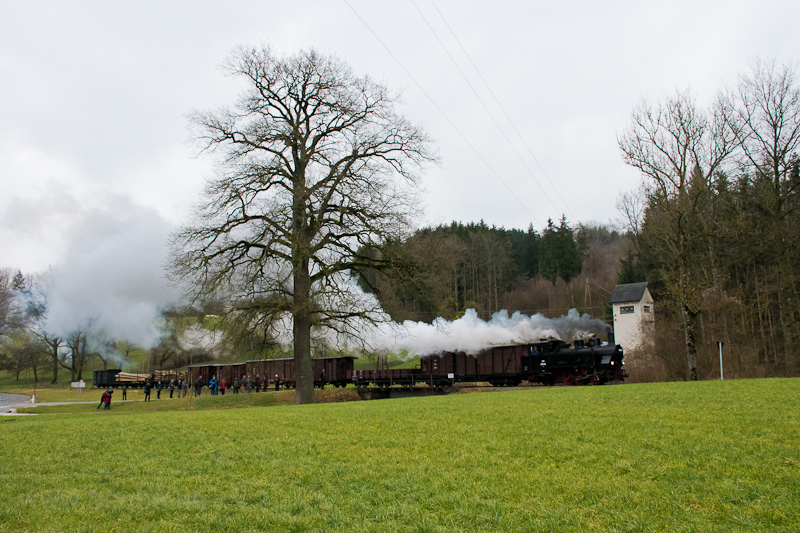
[71,380,86,402]
[717,342,724,381]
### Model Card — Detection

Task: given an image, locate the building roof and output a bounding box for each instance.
[609,282,649,304]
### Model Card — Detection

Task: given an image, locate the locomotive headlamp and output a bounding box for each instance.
[611,361,615,365]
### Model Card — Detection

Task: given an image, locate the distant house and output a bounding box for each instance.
[609,282,654,352]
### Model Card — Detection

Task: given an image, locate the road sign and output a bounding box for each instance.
[71,380,85,402]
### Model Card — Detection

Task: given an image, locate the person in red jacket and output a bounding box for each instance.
[97,389,112,410]
[97,390,108,409]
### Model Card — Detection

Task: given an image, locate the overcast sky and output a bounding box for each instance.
[2,0,798,276]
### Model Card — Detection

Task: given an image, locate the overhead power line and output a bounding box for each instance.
[412,0,575,222]
[425,0,577,222]
[343,0,541,227]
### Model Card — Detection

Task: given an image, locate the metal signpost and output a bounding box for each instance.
[717,341,724,381]
[71,380,86,402]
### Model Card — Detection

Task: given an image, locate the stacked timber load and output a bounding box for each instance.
[117,372,150,383]
[153,370,186,381]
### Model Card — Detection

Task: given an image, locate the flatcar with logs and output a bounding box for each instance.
[92,369,187,388]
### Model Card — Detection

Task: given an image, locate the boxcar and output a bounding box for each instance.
[93,369,123,388]
[247,358,296,387]
[188,363,246,387]
[248,356,355,388]
[421,344,529,386]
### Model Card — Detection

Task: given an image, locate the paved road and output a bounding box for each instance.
[4,394,141,408]
[6,394,31,407]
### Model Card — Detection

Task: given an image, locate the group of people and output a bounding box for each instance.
[192,373,286,395]
[143,379,189,401]
[96,372,315,409]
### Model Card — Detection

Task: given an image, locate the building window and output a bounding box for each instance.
[620,305,635,314]
[643,305,651,313]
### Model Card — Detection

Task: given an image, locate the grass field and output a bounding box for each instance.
[1,379,798,532]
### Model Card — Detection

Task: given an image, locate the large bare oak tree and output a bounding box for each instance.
[618,90,736,380]
[170,46,434,404]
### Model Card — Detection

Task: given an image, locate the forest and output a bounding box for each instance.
[356,218,624,325]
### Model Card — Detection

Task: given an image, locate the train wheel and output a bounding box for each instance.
[562,373,575,385]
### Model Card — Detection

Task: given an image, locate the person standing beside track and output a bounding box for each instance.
[144,382,151,401]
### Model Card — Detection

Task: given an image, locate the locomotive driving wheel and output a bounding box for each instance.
[562,373,575,385]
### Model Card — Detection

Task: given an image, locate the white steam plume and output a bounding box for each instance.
[43,198,179,349]
[365,308,610,357]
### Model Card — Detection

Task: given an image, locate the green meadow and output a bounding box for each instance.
[1,379,798,532]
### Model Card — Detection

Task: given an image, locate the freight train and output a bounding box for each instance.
[182,337,626,390]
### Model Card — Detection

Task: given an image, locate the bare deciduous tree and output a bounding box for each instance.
[170,46,434,404]
[0,269,25,340]
[64,330,93,382]
[618,90,736,380]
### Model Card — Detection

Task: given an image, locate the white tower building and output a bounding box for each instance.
[609,282,655,352]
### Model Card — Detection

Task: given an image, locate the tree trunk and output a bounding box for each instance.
[294,257,314,404]
[683,304,699,381]
[50,340,60,384]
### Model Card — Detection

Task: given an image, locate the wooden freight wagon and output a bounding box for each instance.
[215,363,246,387]
[313,356,355,387]
[247,358,296,387]
[421,344,527,386]
[93,369,123,388]
[248,356,355,388]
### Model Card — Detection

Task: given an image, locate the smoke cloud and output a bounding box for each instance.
[368,308,610,357]
[43,197,179,350]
